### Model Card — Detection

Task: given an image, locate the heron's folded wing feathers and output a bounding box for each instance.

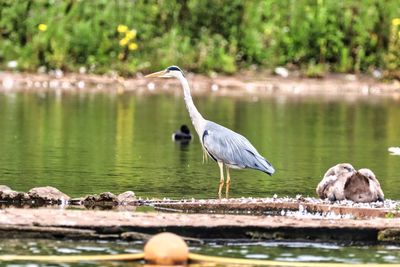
[202,122,274,174]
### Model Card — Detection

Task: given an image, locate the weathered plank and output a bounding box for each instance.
[153,198,400,218]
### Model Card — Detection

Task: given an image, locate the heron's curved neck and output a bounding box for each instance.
[177,75,205,135]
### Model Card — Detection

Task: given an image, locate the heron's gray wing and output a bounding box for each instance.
[202,121,275,175]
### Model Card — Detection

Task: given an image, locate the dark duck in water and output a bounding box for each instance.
[172,125,192,141]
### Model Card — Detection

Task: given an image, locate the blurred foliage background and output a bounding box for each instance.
[0,0,399,76]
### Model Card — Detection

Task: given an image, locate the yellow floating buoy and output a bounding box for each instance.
[144,232,189,265]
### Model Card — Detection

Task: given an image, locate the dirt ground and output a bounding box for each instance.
[1,71,399,99]
[0,207,396,229]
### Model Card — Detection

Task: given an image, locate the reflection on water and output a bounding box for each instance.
[0,239,399,266]
[0,92,399,199]
[0,239,143,267]
[196,241,400,264]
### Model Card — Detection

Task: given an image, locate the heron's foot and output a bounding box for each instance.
[225,182,230,199]
[218,180,224,199]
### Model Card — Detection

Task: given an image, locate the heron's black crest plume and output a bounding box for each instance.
[167,65,185,76]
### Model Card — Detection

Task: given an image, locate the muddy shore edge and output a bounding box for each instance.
[1,208,400,243]
[1,71,399,98]
[1,185,400,243]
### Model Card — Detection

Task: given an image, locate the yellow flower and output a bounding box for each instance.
[125,29,137,40]
[117,24,128,33]
[392,18,400,26]
[38,24,47,31]
[128,42,138,51]
[119,38,129,47]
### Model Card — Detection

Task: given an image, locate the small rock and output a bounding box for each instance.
[147,82,155,91]
[77,81,85,89]
[0,185,12,192]
[98,192,118,202]
[0,185,30,201]
[83,194,98,203]
[2,77,14,90]
[7,60,18,69]
[3,191,30,201]
[28,186,70,203]
[274,67,289,78]
[37,66,47,74]
[54,69,64,78]
[117,191,136,203]
[79,66,87,74]
[372,69,382,79]
[84,192,118,204]
[345,74,357,81]
[211,84,219,92]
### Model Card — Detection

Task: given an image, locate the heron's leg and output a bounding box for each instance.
[217,162,224,199]
[225,166,231,199]
[202,149,208,163]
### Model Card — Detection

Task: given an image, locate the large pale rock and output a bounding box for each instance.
[28,186,70,203]
[117,191,136,203]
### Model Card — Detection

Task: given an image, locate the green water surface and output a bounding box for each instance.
[0,92,399,199]
[0,239,399,266]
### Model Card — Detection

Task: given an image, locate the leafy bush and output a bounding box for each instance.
[385,18,400,79]
[0,0,399,75]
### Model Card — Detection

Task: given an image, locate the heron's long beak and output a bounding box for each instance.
[145,70,167,78]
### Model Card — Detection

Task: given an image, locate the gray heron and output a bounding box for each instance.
[145,66,275,198]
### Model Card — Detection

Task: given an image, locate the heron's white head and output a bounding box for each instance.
[145,66,185,79]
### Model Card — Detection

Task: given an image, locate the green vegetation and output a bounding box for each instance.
[385,212,395,219]
[0,0,399,76]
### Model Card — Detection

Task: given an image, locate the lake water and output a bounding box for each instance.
[1,239,399,266]
[0,91,399,199]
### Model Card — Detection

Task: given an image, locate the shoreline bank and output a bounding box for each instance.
[1,71,399,99]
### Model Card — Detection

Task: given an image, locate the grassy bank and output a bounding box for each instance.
[0,0,399,77]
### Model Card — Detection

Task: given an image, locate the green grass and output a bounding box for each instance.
[0,0,399,76]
